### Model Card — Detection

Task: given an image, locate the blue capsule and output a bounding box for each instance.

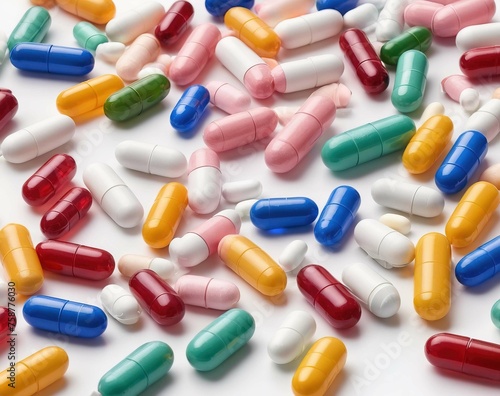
[314,185,360,247]
[205,0,255,17]
[316,0,358,15]
[250,197,319,231]
[23,295,107,338]
[170,85,210,134]
[10,43,94,76]
[435,131,487,194]
[455,235,500,287]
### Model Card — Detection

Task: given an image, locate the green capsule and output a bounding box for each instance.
[98,341,174,396]
[7,6,51,51]
[104,74,170,122]
[391,50,428,113]
[380,27,432,66]
[73,21,108,52]
[321,114,416,171]
[186,308,255,371]
[492,300,500,329]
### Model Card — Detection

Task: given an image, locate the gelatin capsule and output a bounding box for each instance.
[465,98,500,142]
[250,197,319,230]
[343,3,379,30]
[222,180,262,203]
[73,21,108,52]
[419,102,445,126]
[376,0,407,42]
[235,199,258,220]
[255,0,315,27]
[0,89,18,132]
[205,0,255,17]
[460,45,500,79]
[118,254,176,280]
[455,235,500,286]
[479,163,500,189]
[379,213,411,235]
[317,0,358,14]
[456,22,500,52]
[441,75,480,113]
[205,81,251,115]
[155,1,194,46]
[278,240,308,272]
[188,148,222,214]
[380,27,432,66]
[115,33,161,82]
[100,284,142,325]
[7,6,51,51]
[56,0,116,25]
[170,85,210,133]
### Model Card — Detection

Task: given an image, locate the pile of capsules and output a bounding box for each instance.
[1,0,500,395]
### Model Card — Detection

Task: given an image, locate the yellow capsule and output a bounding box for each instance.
[218,235,287,296]
[56,74,124,118]
[446,181,499,248]
[56,0,116,25]
[402,115,453,174]
[224,7,281,58]
[142,183,188,248]
[0,346,68,395]
[413,232,451,321]
[292,337,346,396]
[0,224,43,295]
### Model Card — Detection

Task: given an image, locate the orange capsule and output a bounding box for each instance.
[55,0,116,25]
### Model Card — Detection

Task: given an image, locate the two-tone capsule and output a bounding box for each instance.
[188,148,222,214]
[73,21,108,52]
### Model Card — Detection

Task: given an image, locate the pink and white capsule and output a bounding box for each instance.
[169,23,221,86]
[100,284,142,325]
[115,33,161,81]
[188,148,222,214]
[441,75,480,112]
[344,3,379,30]
[273,9,343,50]
[465,98,500,142]
[118,254,175,280]
[206,81,251,115]
[456,22,500,52]
[255,0,315,27]
[279,240,308,272]
[169,209,241,267]
[95,42,126,64]
[222,180,262,203]
[174,274,240,310]
[215,36,274,99]
[272,54,344,94]
[376,0,408,42]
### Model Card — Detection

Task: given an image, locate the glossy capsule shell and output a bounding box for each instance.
[98,341,173,395]
[0,224,44,295]
[279,240,308,272]
[455,235,500,286]
[322,114,416,171]
[0,346,68,395]
[205,0,254,17]
[317,0,358,14]
[425,333,500,381]
[115,33,161,82]
[292,337,347,396]
[376,0,406,42]
[0,89,18,132]
[170,85,210,133]
[250,197,319,230]
[73,21,108,52]
[129,269,185,326]
[56,0,116,25]
[414,233,451,321]
[205,81,251,115]
[36,240,115,280]
[339,28,389,94]
[7,6,51,51]
[380,27,432,66]
[435,131,488,194]
[23,295,107,338]
[492,300,500,328]
[100,284,142,325]
[445,181,499,248]
[314,185,361,247]
[465,98,500,142]
[218,235,287,296]
[118,254,175,280]
[456,22,500,52]
[186,308,255,371]
[297,264,361,329]
[142,183,188,248]
[22,154,76,207]
[460,45,500,79]
[188,148,222,214]
[402,114,453,174]
[155,1,194,46]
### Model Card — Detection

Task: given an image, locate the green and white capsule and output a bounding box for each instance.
[380,27,432,66]
[73,22,108,52]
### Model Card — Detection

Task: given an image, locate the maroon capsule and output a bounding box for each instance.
[36,240,115,280]
[297,264,361,329]
[0,306,16,341]
[0,89,18,133]
[129,269,185,326]
[339,28,389,94]
[460,46,500,79]
[154,1,194,46]
[425,333,500,381]
[22,154,77,206]
[40,187,92,239]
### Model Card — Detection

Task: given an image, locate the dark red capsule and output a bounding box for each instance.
[40,187,92,239]
[22,154,76,206]
[0,89,18,133]
[297,264,361,329]
[129,269,185,326]
[0,306,16,341]
[36,240,115,280]
[460,46,500,79]
[154,1,194,46]
[339,28,389,94]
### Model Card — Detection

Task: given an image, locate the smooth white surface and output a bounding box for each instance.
[1,1,500,396]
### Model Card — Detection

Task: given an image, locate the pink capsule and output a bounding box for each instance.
[403,1,441,30]
[205,81,252,114]
[115,33,161,81]
[441,75,480,112]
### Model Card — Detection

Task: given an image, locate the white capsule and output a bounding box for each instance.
[0,279,7,308]
[480,163,500,189]
[235,199,258,220]
[379,213,411,235]
[115,140,187,178]
[188,148,222,214]
[222,180,262,203]
[267,311,316,364]
[464,98,500,143]
[83,163,144,228]
[456,22,500,52]
[342,262,401,318]
[274,9,343,50]
[95,42,126,64]
[0,115,75,164]
[137,66,165,79]
[0,29,7,65]
[344,3,379,30]
[100,284,142,325]
[255,0,315,27]
[354,219,415,269]
[376,0,408,42]
[206,81,252,115]
[371,178,444,218]
[278,240,308,272]
[118,254,176,279]
[418,102,445,126]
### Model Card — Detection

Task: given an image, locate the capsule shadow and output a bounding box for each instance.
[329,151,406,180]
[16,70,92,83]
[333,323,362,339]
[256,224,315,237]
[30,328,108,346]
[155,319,186,336]
[139,373,176,395]
[430,366,500,388]
[35,377,69,396]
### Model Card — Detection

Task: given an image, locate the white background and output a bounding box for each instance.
[1,1,500,395]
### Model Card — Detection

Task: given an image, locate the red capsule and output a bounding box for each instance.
[22,154,76,207]
[36,240,115,281]
[0,306,16,341]
[297,264,361,329]
[460,46,500,79]
[425,333,500,381]
[339,28,389,94]
[0,89,18,133]
[154,1,194,46]
[129,269,185,326]
[40,187,92,239]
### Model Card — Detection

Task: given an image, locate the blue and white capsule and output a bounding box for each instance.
[170,85,210,134]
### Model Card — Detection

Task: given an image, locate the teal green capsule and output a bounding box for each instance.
[391,50,428,113]
[186,308,255,371]
[321,114,415,171]
[104,74,170,122]
[7,6,51,51]
[98,341,174,396]
[73,22,108,52]
[492,300,500,329]
[380,27,432,66]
